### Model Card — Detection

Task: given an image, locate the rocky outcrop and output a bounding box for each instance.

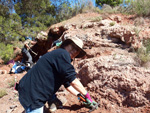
[2,13,150,113]
[26,14,150,111]
[48,17,143,51]
[76,55,150,111]
[101,23,135,45]
[54,14,150,112]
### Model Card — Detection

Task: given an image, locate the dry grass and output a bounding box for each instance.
[136,39,150,65]
[89,16,102,22]
[8,78,16,88]
[130,0,150,16]
[0,89,7,98]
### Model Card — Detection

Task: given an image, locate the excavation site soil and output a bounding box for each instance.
[0,12,150,113]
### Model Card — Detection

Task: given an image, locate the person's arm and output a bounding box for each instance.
[66,82,98,110]
[70,78,87,95]
[30,40,37,45]
[24,43,30,49]
[66,85,79,96]
[24,40,36,49]
[70,78,94,103]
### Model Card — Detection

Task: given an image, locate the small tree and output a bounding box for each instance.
[0,43,13,63]
[96,0,123,7]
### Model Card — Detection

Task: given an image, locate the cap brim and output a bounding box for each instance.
[75,49,86,58]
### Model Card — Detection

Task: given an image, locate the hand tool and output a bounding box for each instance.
[77,93,99,112]
[88,102,99,113]
[77,93,86,102]
[29,49,38,56]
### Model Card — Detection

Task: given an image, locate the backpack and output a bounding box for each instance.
[9,61,26,74]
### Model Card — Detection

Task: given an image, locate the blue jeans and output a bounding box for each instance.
[24,94,56,113]
[25,106,43,113]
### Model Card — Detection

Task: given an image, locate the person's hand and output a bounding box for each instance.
[83,98,98,109]
[78,92,98,109]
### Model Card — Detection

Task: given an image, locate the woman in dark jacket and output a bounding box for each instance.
[18,37,97,113]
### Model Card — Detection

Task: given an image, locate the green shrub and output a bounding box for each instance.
[90,16,102,22]
[68,0,101,18]
[12,41,23,49]
[143,39,150,53]
[79,0,102,14]
[133,27,142,37]
[130,0,150,16]
[137,39,150,64]
[0,43,13,63]
[110,21,115,26]
[137,50,150,63]
[109,0,150,16]
[96,0,123,7]
[92,7,102,13]
[0,89,7,98]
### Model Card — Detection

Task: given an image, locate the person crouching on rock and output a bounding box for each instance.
[17,37,98,113]
[21,37,37,68]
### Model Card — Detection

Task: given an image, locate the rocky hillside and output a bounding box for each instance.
[0,12,150,113]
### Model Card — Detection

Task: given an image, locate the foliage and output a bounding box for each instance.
[14,0,55,37]
[0,3,9,17]
[0,0,96,45]
[0,14,23,43]
[90,16,102,22]
[54,0,94,21]
[0,89,7,98]
[137,39,150,64]
[143,39,150,54]
[0,43,14,63]
[133,27,142,37]
[96,0,123,7]
[110,21,115,26]
[54,1,72,22]
[129,0,150,16]
[0,0,14,17]
[98,0,150,16]
[0,0,93,62]
[78,0,102,14]
[0,0,95,62]
[91,7,102,14]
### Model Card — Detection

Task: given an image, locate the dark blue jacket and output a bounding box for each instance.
[18,48,76,110]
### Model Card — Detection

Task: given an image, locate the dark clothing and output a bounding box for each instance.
[21,48,33,64]
[18,48,76,110]
[21,39,34,64]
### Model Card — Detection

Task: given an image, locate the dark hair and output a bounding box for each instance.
[60,40,73,49]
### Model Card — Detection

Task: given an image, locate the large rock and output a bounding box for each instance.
[101,23,135,45]
[77,55,150,109]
